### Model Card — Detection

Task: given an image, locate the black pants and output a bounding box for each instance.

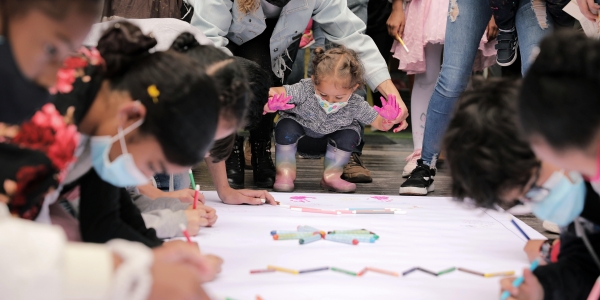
[275,118,360,153]
[227,18,297,142]
[489,0,574,30]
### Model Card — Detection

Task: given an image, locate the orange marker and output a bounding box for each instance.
[367,267,399,277]
[193,184,199,209]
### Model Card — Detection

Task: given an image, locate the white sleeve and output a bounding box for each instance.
[190,0,234,55]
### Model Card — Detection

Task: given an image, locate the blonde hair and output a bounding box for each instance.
[312,46,365,89]
[237,0,259,15]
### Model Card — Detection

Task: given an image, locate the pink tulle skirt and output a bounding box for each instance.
[391,0,497,74]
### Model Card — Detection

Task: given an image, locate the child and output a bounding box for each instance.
[265,47,403,193]
[489,0,573,66]
[443,78,600,299]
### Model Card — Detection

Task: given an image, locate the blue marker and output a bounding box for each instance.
[500,259,541,300]
[509,217,530,240]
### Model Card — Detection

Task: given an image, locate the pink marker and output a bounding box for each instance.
[291,208,339,215]
[193,184,200,209]
[588,277,600,300]
[179,223,193,244]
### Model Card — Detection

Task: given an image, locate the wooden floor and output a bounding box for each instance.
[194,134,557,240]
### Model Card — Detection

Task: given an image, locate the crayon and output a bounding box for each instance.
[299,234,322,245]
[250,269,276,274]
[510,217,531,240]
[273,232,316,240]
[366,267,399,277]
[500,259,541,300]
[267,265,299,275]
[179,223,192,244]
[299,267,329,274]
[188,169,196,189]
[395,34,409,52]
[417,267,439,277]
[457,268,485,277]
[484,271,515,278]
[324,234,359,245]
[193,184,199,209]
[402,267,418,276]
[330,234,376,243]
[357,268,368,276]
[330,267,357,276]
[437,267,456,276]
[270,230,299,236]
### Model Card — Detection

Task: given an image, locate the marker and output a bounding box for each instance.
[188,169,196,189]
[345,208,399,211]
[250,269,276,274]
[457,268,485,277]
[330,234,376,243]
[417,267,438,277]
[299,234,322,245]
[273,232,316,240]
[193,184,199,209]
[587,276,600,300]
[267,265,299,275]
[330,267,357,276]
[297,225,324,235]
[270,230,300,236]
[260,198,266,204]
[366,267,399,277]
[500,258,541,300]
[357,268,368,276]
[256,296,264,300]
[291,208,339,214]
[395,34,409,52]
[484,271,515,278]
[509,217,530,240]
[299,267,329,274]
[328,229,375,235]
[324,234,359,245]
[402,267,418,276]
[179,223,192,244]
[437,267,456,276]
[352,210,405,215]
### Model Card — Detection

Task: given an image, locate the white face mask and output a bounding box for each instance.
[90,119,149,187]
[315,93,349,114]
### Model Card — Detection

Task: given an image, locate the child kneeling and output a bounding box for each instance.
[265,47,403,193]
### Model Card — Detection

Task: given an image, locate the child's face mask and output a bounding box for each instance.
[315,93,349,114]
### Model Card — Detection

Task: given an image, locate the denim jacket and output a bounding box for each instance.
[190,0,390,89]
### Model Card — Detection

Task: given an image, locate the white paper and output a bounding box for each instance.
[188,192,545,300]
[564,0,600,38]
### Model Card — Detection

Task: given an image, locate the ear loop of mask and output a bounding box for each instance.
[575,219,600,271]
[112,118,145,155]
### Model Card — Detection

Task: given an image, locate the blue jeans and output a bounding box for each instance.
[420,0,553,166]
[154,173,191,192]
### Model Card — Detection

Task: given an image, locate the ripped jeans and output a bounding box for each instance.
[421,0,553,167]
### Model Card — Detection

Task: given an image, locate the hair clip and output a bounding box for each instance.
[147,85,160,103]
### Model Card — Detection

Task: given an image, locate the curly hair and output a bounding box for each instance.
[312,46,365,89]
[443,78,539,208]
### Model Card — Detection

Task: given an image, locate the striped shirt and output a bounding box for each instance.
[279,79,379,138]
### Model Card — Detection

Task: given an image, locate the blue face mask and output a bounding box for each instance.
[531,171,586,227]
[90,119,149,187]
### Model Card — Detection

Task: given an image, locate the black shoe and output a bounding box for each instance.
[399,159,435,196]
[225,136,245,189]
[250,139,276,188]
[495,29,518,67]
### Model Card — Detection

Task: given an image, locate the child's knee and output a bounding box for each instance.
[275,119,304,145]
[328,131,360,152]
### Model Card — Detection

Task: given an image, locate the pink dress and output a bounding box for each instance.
[391,0,497,74]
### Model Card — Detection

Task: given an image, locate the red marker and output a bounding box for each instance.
[193,184,200,209]
[179,223,193,244]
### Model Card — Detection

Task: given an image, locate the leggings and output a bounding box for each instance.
[275,118,360,153]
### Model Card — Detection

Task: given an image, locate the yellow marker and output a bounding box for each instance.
[395,34,409,53]
[484,271,515,278]
[267,265,299,275]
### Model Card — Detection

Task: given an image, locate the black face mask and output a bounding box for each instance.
[263,0,291,8]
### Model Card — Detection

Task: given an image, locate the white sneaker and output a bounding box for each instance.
[542,221,560,234]
[402,149,422,178]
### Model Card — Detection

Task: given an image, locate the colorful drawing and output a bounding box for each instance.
[290,196,316,203]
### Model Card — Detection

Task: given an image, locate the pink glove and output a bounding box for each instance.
[263,93,294,115]
[374,94,401,121]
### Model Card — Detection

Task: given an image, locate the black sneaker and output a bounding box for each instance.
[495,28,518,67]
[225,135,245,189]
[399,159,435,196]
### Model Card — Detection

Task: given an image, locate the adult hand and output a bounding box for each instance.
[500,269,544,300]
[376,79,409,131]
[184,208,209,235]
[386,0,406,38]
[162,188,205,204]
[523,240,547,264]
[577,0,600,22]
[268,87,286,98]
[218,186,277,205]
[487,16,499,41]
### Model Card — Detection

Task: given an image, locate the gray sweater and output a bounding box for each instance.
[127,187,190,239]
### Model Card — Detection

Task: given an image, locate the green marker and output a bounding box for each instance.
[437,267,456,276]
[330,267,357,276]
[188,169,196,189]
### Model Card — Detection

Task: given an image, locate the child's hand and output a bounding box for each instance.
[523,240,548,265]
[500,269,544,300]
[162,189,205,204]
[184,208,209,235]
[374,94,401,121]
[263,92,294,115]
[196,204,218,227]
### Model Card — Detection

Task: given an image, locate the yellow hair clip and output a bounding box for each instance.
[147,85,160,104]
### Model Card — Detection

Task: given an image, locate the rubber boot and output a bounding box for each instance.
[321,144,356,193]
[273,143,297,192]
[251,139,276,188]
[224,135,245,189]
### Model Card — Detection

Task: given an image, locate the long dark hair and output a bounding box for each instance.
[97,22,220,166]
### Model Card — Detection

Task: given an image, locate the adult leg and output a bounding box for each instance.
[273,118,306,192]
[515,0,554,75]
[322,130,361,193]
[400,0,491,195]
[402,43,443,177]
